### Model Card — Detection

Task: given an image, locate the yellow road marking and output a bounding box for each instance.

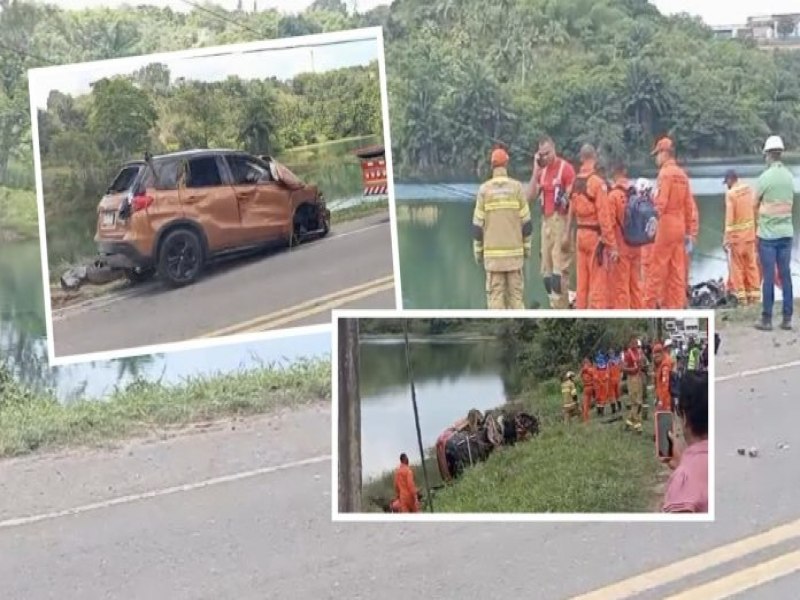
[571,517,800,600]
[198,275,395,337]
[664,549,800,600]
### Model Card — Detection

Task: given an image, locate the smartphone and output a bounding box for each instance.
[655,410,674,459]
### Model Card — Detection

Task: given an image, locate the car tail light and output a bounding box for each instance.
[131,194,154,212]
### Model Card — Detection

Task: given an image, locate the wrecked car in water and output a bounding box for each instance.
[61,149,330,290]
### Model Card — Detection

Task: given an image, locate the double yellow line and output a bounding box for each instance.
[572,517,800,599]
[198,275,395,338]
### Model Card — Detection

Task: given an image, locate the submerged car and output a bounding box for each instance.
[93,149,330,287]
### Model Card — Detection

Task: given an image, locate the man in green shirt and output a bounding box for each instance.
[755,135,795,331]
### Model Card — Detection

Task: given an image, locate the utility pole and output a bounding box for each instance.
[403,320,434,512]
[338,318,362,513]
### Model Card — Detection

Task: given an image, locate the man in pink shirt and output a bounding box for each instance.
[527,136,576,309]
[661,370,709,513]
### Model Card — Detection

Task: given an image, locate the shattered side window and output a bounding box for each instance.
[153,160,180,190]
[107,165,142,193]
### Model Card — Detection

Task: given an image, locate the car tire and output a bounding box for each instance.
[157,228,204,287]
[290,206,312,248]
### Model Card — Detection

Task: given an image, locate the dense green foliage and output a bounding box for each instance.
[3,0,799,196]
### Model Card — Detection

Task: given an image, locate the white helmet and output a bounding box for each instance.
[664,339,673,348]
[763,135,785,153]
[634,177,652,195]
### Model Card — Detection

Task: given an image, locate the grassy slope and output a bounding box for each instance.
[0,357,330,458]
[363,378,664,513]
[0,187,39,241]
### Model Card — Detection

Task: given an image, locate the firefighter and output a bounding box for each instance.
[594,351,610,416]
[644,137,696,309]
[473,148,533,309]
[723,169,760,305]
[609,349,623,414]
[609,162,644,309]
[580,357,594,423]
[562,371,579,424]
[393,453,420,513]
[527,135,576,309]
[623,337,645,432]
[564,144,618,308]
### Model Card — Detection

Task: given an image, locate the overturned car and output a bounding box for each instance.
[435,408,540,481]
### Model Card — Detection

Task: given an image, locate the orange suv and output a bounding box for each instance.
[94,149,330,287]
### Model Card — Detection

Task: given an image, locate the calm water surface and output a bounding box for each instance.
[360,337,511,481]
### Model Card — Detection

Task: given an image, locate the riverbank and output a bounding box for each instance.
[362,377,665,513]
[0,357,330,458]
[0,187,39,242]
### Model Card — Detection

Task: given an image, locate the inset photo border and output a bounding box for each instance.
[332,309,715,523]
[28,26,401,367]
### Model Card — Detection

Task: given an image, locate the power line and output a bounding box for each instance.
[178,0,265,37]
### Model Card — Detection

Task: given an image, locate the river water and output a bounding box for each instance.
[394,163,800,308]
[360,337,509,481]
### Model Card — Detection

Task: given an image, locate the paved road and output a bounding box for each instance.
[2,331,800,599]
[51,213,396,359]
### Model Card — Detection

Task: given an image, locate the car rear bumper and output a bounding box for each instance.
[96,241,153,269]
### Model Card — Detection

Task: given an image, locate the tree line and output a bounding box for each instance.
[357,317,654,382]
[2,0,799,190]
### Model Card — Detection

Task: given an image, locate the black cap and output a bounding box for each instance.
[723,169,738,183]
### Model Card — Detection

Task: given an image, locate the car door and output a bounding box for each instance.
[181,155,242,251]
[224,154,291,243]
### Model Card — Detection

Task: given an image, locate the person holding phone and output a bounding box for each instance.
[661,370,709,513]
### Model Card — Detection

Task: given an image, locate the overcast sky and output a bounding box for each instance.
[29,37,378,109]
[38,0,800,25]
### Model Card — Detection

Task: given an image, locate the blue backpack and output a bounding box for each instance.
[619,184,658,247]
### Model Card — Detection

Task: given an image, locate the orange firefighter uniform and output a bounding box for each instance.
[654,346,673,411]
[580,360,594,422]
[594,363,610,411]
[724,181,761,304]
[473,149,533,309]
[569,159,617,309]
[394,462,420,513]
[609,177,643,309]
[685,194,699,288]
[645,138,695,309]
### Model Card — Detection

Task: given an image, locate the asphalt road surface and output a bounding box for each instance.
[2,329,800,599]
[51,213,395,358]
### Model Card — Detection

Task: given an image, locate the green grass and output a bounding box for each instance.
[331,198,388,225]
[362,377,664,513]
[0,187,39,241]
[0,357,330,458]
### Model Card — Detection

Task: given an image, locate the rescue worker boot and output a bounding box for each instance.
[616,401,622,413]
[610,403,617,415]
[596,406,604,417]
[780,317,793,331]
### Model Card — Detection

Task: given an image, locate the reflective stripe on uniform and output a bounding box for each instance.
[484,199,520,211]
[484,247,525,258]
[725,220,754,232]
